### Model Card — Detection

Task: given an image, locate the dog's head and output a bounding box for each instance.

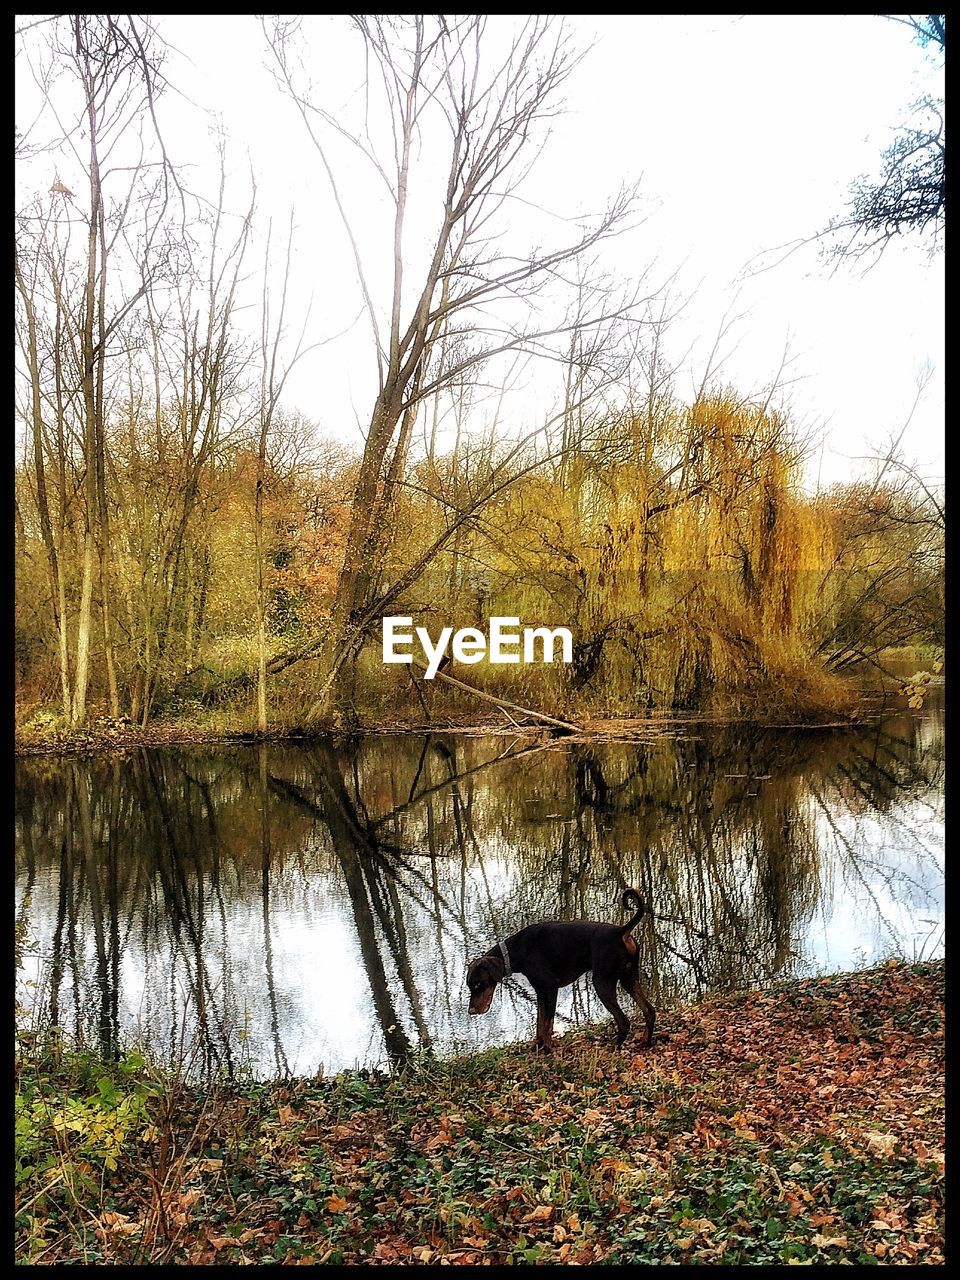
[466,952,504,1015]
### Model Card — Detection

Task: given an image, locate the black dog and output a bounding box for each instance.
[466,889,655,1052]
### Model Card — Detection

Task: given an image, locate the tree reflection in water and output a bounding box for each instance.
[15,700,943,1077]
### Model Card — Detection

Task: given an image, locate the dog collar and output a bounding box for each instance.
[498,939,512,976]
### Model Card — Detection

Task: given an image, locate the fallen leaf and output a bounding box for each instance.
[681,1217,716,1235]
[866,1132,897,1158]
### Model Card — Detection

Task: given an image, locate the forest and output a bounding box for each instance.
[15,16,943,740]
[15,16,944,1267]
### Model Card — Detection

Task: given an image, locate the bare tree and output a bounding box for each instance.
[820,15,944,263]
[15,15,177,725]
[15,221,73,720]
[251,214,323,731]
[745,15,944,277]
[264,15,646,718]
[129,167,254,727]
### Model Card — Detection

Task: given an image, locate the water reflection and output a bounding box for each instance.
[15,701,943,1077]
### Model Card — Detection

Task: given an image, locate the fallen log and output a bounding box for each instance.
[412,661,581,735]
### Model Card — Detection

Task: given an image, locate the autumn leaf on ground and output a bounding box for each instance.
[866,1132,898,1158]
[16,959,942,1267]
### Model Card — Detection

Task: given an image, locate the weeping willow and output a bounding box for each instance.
[372,392,846,722]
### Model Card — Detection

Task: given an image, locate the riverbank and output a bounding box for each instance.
[16,652,939,758]
[16,959,944,1265]
[15,692,906,758]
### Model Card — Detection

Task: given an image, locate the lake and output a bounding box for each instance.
[15,697,943,1078]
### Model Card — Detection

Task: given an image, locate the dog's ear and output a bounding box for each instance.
[466,954,499,990]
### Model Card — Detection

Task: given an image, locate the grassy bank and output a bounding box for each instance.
[16,959,943,1265]
[17,648,939,757]
[8,700,912,758]
[12,710,861,758]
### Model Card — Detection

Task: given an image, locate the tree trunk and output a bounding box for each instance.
[99,558,120,717]
[72,531,96,726]
[255,448,269,733]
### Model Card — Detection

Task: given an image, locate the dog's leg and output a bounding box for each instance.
[592,973,630,1047]
[622,975,656,1048]
[534,986,558,1053]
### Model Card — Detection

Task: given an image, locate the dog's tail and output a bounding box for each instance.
[620,888,647,934]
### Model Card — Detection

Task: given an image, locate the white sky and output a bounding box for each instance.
[16,14,944,491]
